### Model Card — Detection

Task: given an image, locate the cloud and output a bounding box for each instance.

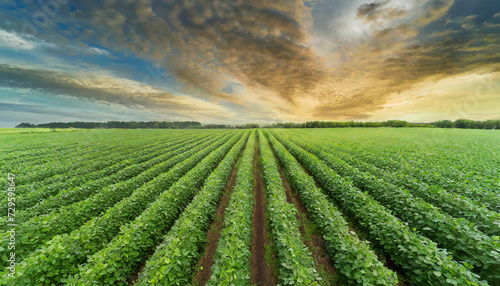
[356,1,406,23]
[0,0,498,123]
[0,64,234,120]
[3,0,325,104]
[0,29,41,50]
[413,0,455,26]
[87,47,111,56]
[0,102,83,117]
[357,1,391,18]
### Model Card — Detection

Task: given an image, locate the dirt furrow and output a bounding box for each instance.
[251,135,277,285]
[191,153,241,285]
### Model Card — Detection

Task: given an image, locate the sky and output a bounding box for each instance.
[0,0,498,127]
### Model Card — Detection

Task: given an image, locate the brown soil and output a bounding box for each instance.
[128,263,146,285]
[277,163,338,285]
[192,156,241,285]
[251,137,277,285]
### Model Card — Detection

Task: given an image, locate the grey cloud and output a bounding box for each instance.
[0,102,86,118]
[357,1,389,18]
[0,64,220,117]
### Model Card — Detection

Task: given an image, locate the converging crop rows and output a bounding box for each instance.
[0,128,498,285]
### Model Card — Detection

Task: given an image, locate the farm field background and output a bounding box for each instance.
[0,128,499,286]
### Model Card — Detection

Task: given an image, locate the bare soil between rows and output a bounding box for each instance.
[251,136,277,285]
[192,150,242,285]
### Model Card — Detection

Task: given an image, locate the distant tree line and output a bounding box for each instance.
[15,119,499,130]
[15,121,262,129]
[16,121,202,129]
[266,119,498,129]
[266,120,431,128]
[431,119,499,129]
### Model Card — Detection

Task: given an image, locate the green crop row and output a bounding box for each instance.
[0,132,230,264]
[3,130,189,171]
[11,132,180,193]
[71,131,246,285]
[6,140,110,172]
[207,134,256,286]
[1,132,238,285]
[13,143,130,186]
[258,131,321,285]
[318,144,500,237]
[356,151,500,212]
[5,133,210,227]
[269,131,487,286]
[328,129,498,193]
[265,131,398,286]
[281,132,500,284]
[282,129,499,209]
[135,131,251,285]
[9,135,182,212]
[312,133,500,212]
[2,142,79,161]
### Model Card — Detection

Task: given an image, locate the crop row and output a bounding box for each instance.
[322,146,500,236]
[258,131,321,285]
[136,131,251,285]
[11,132,184,190]
[328,129,499,193]
[319,134,500,211]
[2,132,200,216]
[207,133,256,285]
[329,148,500,235]
[3,132,240,285]
[265,131,398,286]
[4,132,211,228]
[354,150,500,212]
[2,131,187,176]
[279,131,500,284]
[268,131,486,286]
[71,131,246,285]
[3,129,177,164]
[0,132,230,263]
[13,142,134,186]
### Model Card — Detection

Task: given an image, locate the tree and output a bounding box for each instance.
[15,123,35,128]
[432,120,454,128]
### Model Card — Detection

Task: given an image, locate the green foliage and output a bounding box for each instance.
[136,131,251,285]
[265,131,398,286]
[4,132,238,285]
[207,133,257,286]
[258,131,320,285]
[16,120,202,129]
[70,132,246,285]
[0,127,497,286]
[1,134,190,219]
[14,133,207,221]
[265,120,431,128]
[268,131,488,286]
[278,131,500,284]
[15,122,35,128]
[309,142,500,236]
[0,132,228,262]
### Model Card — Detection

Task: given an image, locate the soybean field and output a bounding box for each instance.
[0,128,499,286]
